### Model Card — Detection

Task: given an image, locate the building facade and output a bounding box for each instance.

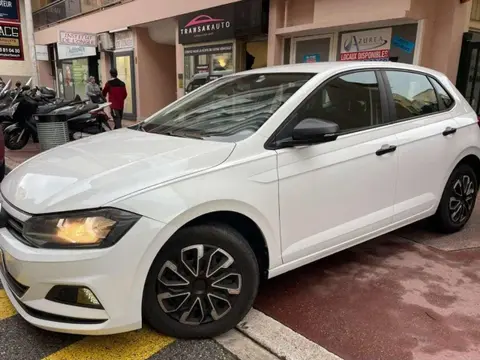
[0,0,34,85]
[31,0,472,121]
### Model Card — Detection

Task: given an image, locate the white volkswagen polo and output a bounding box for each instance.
[0,62,478,339]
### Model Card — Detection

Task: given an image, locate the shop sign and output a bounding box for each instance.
[184,43,233,56]
[114,30,133,50]
[178,4,234,44]
[0,0,19,21]
[0,22,23,61]
[35,44,49,61]
[59,31,97,47]
[340,27,392,62]
[57,44,96,60]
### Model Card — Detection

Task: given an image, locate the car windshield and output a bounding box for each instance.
[139,73,314,142]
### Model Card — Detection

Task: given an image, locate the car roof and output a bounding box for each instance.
[235,61,447,80]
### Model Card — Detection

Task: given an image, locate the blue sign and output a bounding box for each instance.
[392,35,414,54]
[0,0,19,21]
[303,54,320,63]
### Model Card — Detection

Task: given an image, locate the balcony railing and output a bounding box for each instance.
[33,0,123,30]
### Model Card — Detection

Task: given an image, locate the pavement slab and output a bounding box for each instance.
[255,233,480,360]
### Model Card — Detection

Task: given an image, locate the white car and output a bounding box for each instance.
[0,62,478,339]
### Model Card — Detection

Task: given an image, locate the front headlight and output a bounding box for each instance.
[23,208,141,248]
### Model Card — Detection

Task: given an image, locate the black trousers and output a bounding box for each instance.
[112,108,124,129]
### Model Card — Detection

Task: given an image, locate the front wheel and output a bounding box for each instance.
[142,224,259,339]
[432,164,478,233]
[4,127,29,150]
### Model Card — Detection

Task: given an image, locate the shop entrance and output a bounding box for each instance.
[457,33,480,113]
[291,34,334,64]
[112,51,136,120]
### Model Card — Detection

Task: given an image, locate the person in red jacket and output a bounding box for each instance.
[102,68,127,129]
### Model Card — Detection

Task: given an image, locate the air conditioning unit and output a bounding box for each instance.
[97,32,114,51]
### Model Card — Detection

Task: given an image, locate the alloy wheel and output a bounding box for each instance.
[449,174,476,224]
[156,244,242,326]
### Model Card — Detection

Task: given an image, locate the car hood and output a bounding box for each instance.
[1,129,235,214]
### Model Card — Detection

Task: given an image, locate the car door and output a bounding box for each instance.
[273,70,399,264]
[380,70,461,224]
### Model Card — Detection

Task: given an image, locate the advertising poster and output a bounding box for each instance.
[303,54,320,63]
[340,27,392,62]
[0,0,19,21]
[0,22,23,60]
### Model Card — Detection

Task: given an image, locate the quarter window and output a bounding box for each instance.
[291,71,382,134]
[429,77,454,110]
[385,71,439,120]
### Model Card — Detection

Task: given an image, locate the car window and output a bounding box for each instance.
[385,71,439,121]
[287,71,382,135]
[140,73,314,142]
[429,77,454,110]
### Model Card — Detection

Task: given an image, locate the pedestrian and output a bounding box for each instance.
[86,76,102,103]
[15,81,21,91]
[102,68,127,129]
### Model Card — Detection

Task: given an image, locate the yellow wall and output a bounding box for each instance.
[246,41,268,69]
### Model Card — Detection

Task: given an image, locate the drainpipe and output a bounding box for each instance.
[23,0,39,86]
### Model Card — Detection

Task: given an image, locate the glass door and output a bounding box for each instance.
[291,34,335,64]
[113,51,136,120]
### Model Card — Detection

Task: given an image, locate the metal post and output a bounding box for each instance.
[23,0,40,86]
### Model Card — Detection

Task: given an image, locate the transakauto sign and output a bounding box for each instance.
[178,3,234,44]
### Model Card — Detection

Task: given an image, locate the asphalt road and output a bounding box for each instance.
[0,283,238,360]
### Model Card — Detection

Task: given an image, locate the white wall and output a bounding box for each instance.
[0,0,33,83]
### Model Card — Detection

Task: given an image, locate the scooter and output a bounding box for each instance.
[4,86,112,150]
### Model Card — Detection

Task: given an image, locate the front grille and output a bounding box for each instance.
[1,207,36,248]
[0,251,29,298]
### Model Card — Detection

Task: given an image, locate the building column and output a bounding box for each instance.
[267,0,285,66]
[175,21,184,99]
[24,0,39,85]
[419,0,471,81]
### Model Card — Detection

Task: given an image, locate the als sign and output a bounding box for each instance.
[340,27,392,61]
[0,22,23,60]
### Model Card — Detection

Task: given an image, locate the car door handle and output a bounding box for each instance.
[443,127,457,136]
[376,144,397,156]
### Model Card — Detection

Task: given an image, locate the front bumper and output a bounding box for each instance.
[0,201,168,335]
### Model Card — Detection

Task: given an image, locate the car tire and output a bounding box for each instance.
[142,224,260,339]
[432,164,478,234]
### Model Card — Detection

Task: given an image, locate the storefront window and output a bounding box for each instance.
[211,53,234,72]
[184,43,234,94]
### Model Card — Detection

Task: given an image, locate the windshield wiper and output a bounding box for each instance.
[164,130,204,140]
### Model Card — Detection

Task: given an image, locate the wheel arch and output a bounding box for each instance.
[436,148,480,212]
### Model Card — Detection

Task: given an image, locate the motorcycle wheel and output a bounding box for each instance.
[5,128,30,150]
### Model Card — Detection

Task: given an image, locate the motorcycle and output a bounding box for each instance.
[4,85,112,150]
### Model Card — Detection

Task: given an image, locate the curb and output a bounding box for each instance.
[233,309,342,360]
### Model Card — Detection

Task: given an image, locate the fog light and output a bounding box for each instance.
[77,288,100,307]
[46,285,103,309]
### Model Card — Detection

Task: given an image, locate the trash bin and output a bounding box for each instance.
[35,114,69,151]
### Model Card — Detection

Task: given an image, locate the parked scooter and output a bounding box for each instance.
[4,85,112,150]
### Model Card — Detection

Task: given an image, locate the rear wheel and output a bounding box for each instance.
[432,164,478,233]
[4,127,29,150]
[142,224,259,339]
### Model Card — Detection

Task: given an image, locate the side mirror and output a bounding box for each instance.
[22,85,30,91]
[291,118,339,145]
